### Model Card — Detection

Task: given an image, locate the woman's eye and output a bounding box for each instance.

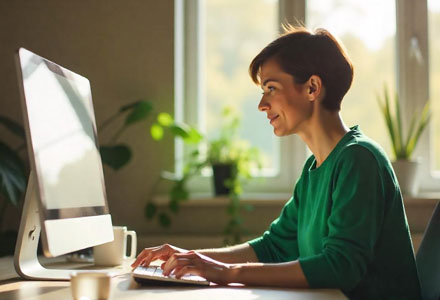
[262,86,276,95]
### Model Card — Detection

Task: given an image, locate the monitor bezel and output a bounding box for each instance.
[15,47,113,258]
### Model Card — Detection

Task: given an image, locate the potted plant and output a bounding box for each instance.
[146,107,262,244]
[205,108,262,244]
[377,85,430,196]
[206,107,261,196]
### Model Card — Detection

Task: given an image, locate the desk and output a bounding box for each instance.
[0,256,347,300]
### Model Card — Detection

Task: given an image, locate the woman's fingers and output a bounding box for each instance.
[131,247,155,268]
[174,265,202,279]
[157,251,232,285]
[134,249,230,284]
[162,252,199,275]
[131,244,188,269]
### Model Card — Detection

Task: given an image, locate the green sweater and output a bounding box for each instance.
[248,126,421,300]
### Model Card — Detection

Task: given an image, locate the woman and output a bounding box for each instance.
[131,26,421,300]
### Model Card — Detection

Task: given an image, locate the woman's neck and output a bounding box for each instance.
[298,109,349,167]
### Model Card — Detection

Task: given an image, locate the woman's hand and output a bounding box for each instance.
[131,244,236,285]
[131,244,188,269]
[161,251,236,285]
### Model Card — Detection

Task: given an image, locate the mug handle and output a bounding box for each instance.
[125,230,137,259]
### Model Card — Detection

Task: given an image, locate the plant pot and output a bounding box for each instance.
[392,159,421,197]
[212,163,237,196]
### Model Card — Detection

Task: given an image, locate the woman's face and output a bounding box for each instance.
[258,58,313,136]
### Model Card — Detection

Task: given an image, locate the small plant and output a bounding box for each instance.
[207,108,261,195]
[206,108,261,244]
[145,112,204,227]
[377,84,430,160]
[145,107,262,244]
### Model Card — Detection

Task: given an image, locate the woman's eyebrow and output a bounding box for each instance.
[262,78,280,86]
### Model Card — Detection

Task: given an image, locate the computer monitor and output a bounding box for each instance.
[13,48,114,280]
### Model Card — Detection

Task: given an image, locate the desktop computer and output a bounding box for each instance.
[13,48,209,286]
[14,48,114,280]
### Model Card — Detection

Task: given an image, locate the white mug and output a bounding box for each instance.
[93,226,137,266]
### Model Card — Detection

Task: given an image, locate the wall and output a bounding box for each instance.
[0,0,175,236]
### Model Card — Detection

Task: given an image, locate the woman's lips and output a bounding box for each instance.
[268,114,279,124]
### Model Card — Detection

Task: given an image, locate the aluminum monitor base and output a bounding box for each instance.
[14,172,81,280]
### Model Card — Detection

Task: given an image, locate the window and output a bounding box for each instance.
[395,0,440,191]
[177,0,305,196]
[177,0,440,195]
[307,0,396,155]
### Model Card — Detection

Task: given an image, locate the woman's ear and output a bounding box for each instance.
[307,75,323,101]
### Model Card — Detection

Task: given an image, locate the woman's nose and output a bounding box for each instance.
[258,97,270,112]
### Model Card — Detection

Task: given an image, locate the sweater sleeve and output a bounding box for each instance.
[248,192,300,263]
[299,145,385,291]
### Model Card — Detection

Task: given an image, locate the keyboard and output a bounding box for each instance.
[132,265,210,286]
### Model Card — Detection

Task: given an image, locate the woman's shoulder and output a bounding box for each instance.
[335,132,392,172]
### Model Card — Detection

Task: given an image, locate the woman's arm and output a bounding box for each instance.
[230,260,309,288]
[197,243,259,263]
[162,251,309,288]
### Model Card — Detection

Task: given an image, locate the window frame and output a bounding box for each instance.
[396,0,440,192]
[175,0,440,197]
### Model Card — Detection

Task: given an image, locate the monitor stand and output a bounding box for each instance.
[14,171,82,280]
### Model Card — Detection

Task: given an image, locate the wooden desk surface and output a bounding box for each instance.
[0,256,347,300]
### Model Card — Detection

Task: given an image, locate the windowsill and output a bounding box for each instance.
[403,192,440,204]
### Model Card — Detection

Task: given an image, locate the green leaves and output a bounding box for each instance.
[169,181,189,205]
[99,145,132,170]
[157,112,173,127]
[145,202,157,219]
[150,123,164,140]
[150,112,203,144]
[143,105,260,244]
[98,100,153,170]
[184,127,204,144]
[406,101,430,158]
[377,84,431,160]
[123,101,153,126]
[0,141,26,206]
[158,213,171,227]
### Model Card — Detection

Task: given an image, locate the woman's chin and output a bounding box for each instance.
[273,128,285,137]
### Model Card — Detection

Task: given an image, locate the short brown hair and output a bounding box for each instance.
[249,26,353,111]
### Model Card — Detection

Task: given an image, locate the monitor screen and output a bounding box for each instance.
[19,48,106,211]
[16,48,113,258]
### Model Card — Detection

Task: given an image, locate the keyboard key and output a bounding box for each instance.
[132,265,210,286]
